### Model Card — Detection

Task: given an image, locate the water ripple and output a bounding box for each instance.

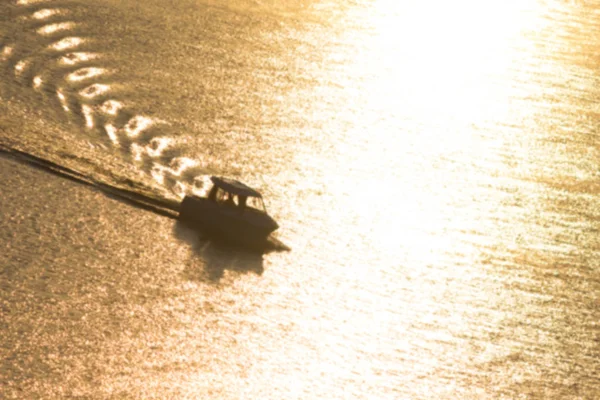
[78,83,110,98]
[48,36,85,51]
[66,66,108,82]
[59,51,99,66]
[37,21,76,36]
[31,8,65,20]
[3,0,212,203]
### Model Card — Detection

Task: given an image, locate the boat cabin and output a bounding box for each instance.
[207,176,268,213]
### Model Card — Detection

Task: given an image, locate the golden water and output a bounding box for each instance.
[1,0,599,398]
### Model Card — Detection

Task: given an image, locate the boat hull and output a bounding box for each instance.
[179,195,278,247]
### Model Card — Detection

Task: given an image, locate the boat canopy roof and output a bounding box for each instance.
[211,176,262,198]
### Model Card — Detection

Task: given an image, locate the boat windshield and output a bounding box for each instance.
[246,196,266,213]
[213,187,266,212]
[215,188,238,206]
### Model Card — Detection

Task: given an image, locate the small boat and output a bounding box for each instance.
[179,176,280,248]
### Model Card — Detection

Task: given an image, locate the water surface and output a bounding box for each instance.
[1,0,599,398]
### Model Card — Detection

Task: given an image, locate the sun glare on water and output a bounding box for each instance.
[295,0,565,387]
[361,0,545,124]
[312,0,555,310]
[338,0,548,252]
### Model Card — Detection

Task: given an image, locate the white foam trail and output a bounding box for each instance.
[33,75,43,88]
[81,105,95,128]
[32,9,64,20]
[67,67,107,82]
[104,124,119,145]
[150,164,166,185]
[79,83,110,99]
[124,115,159,138]
[1,46,13,61]
[192,175,212,196]
[173,182,188,198]
[146,137,173,158]
[168,157,200,176]
[37,22,76,36]
[59,52,99,66]
[56,89,69,112]
[100,100,123,116]
[131,143,144,161]
[16,0,51,5]
[14,60,28,75]
[49,37,85,51]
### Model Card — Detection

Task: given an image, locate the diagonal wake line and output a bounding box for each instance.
[0,144,181,220]
[0,145,292,252]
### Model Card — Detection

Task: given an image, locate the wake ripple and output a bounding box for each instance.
[1,0,214,202]
[0,144,181,218]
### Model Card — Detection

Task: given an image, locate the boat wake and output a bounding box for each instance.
[1,0,291,252]
[0,0,214,202]
[0,144,181,219]
[1,144,291,251]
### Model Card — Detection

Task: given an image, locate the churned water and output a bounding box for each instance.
[1,0,599,398]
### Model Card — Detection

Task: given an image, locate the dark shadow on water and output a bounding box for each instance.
[173,221,265,282]
[0,147,180,219]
